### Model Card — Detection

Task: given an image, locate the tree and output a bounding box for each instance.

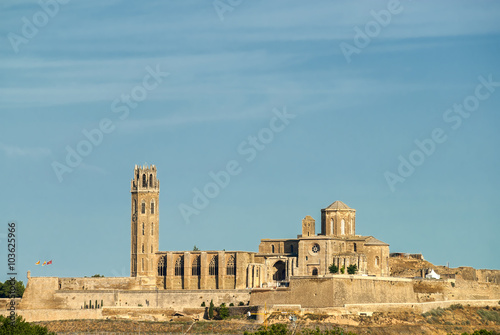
[328,264,339,274]
[340,266,345,274]
[193,245,200,251]
[0,280,25,298]
[91,274,104,278]
[218,303,229,319]
[208,299,214,319]
[0,315,56,334]
[347,264,358,275]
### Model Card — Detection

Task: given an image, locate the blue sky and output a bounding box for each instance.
[0,0,499,282]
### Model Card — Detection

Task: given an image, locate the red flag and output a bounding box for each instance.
[47,260,52,265]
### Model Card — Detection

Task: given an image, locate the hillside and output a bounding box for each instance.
[35,305,500,335]
[389,255,500,283]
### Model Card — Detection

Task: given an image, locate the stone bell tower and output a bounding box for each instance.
[131,164,159,277]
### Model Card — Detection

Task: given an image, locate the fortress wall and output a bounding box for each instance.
[476,269,500,284]
[18,277,61,309]
[251,276,417,308]
[413,279,500,302]
[24,288,251,311]
[343,299,500,314]
[58,277,140,290]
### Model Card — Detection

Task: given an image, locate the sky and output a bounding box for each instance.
[0,0,499,282]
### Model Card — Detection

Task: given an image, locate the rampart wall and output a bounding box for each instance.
[10,275,500,321]
[250,275,416,307]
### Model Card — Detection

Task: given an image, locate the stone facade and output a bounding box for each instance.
[131,165,160,277]
[132,165,390,289]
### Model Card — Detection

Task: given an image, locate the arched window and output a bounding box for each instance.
[151,222,154,235]
[209,255,218,276]
[142,243,144,253]
[175,256,184,276]
[142,223,145,235]
[330,218,334,235]
[149,174,153,187]
[141,258,144,271]
[150,245,153,253]
[226,255,235,276]
[192,256,201,276]
[353,243,357,252]
[151,201,155,214]
[312,268,318,276]
[341,219,345,235]
[375,256,380,267]
[157,256,166,276]
[142,174,147,187]
[133,199,137,213]
[141,202,146,214]
[271,245,275,253]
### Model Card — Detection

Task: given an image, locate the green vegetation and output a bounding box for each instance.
[193,245,200,251]
[0,279,24,298]
[422,307,446,318]
[208,299,214,319]
[244,324,357,335]
[456,330,499,335]
[340,266,345,274]
[448,303,464,310]
[0,315,56,335]
[218,303,229,320]
[91,274,104,277]
[347,264,357,275]
[477,309,500,323]
[239,301,245,306]
[328,264,338,274]
[201,301,206,307]
[304,313,329,321]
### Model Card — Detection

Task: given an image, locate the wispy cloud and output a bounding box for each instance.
[0,142,51,157]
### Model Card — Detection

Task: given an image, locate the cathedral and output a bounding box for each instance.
[131,165,390,290]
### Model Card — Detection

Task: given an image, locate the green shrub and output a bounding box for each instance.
[229,302,234,306]
[208,299,214,319]
[243,323,358,335]
[201,301,205,307]
[422,307,445,318]
[0,315,56,334]
[448,303,463,310]
[340,266,345,274]
[218,303,229,320]
[477,309,500,323]
[239,301,245,306]
[458,330,500,335]
[328,264,339,274]
[347,264,357,275]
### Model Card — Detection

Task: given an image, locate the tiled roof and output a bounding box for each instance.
[326,200,352,210]
[364,236,389,246]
